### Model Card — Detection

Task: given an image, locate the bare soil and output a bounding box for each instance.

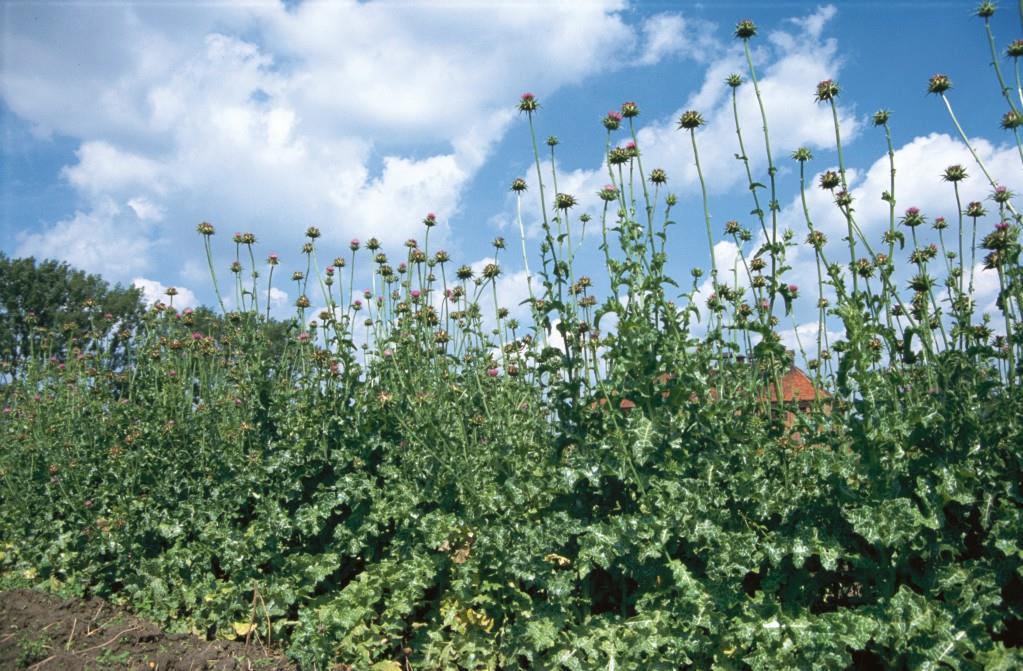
[0,589,296,670]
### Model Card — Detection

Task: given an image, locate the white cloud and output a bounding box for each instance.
[5,0,702,286]
[637,13,719,65]
[14,199,153,278]
[132,277,198,308]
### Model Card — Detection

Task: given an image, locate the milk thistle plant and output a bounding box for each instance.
[2,6,1023,671]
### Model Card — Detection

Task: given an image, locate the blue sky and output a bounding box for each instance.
[2,0,1021,351]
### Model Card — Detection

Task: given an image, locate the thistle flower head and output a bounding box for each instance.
[295,295,310,308]
[927,74,952,94]
[510,178,528,192]
[493,236,506,249]
[791,147,813,162]
[819,170,841,190]
[1008,39,1023,58]
[1001,110,1023,130]
[976,1,996,18]
[434,249,450,263]
[620,101,640,118]
[164,286,178,297]
[734,19,757,39]
[230,261,243,274]
[233,232,244,244]
[267,253,279,265]
[292,271,304,281]
[966,201,986,218]
[872,109,891,126]
[546,135,559,147]
[992,185,1013,203]
[942,164,968,182]
[197,221,216,236]
[901,206,925,227]
[814,79,840,103]
[366,237,381,250]
[608,147,631,166]
[677,110,705,130]
[482,262,501,279]
[933,216,948,230]
[333,256,346,268]
[518,92,539,113]
[301,242,314,254]
[598,184,619,202]
[724,220,741,235]
[456,265,473,280]
[649,168,668,184]
[350,239,360,251]
[602,111,623,131]
[305,226,321,239]
[555,192,577,210]
[423,213,437,227]
[726,73,743,88]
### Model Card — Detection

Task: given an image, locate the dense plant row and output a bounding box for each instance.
[3,5,1023,669]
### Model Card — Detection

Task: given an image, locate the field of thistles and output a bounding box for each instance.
[2,5,1023,670]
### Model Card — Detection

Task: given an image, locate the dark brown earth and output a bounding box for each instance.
[0,589,296,670]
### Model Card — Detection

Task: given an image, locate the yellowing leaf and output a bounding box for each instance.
[369,662,402,671]
[232,621,256,637]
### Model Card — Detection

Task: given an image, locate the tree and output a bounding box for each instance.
[0,253,146,376]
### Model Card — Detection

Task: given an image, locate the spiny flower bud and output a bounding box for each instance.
[267,253,279,266]
[230,261,242,274]
[546,135,559,147]
[165,286,178,297]
[976,1,995,18]
[602,111,622,131]
[901,206,925,228]
[510,178,527,192]
[724,220,741,235]
[608,147,631,166]
[792,147,813,162]
[819,170,841,190]
[621,101,640,118]
[196,221,216,236]
[334,256,346,268]
[434,250,450,263]
[649,168,667,184]
[405,238,418,249]
[726,73,743,88]
[305,226,321,239]
[677,110,705,130]
[295,295,310,308]
[456,265,473,280]
[942,165,968,182]
[1007,39,1023,58]
[734,19,757,39]
[302,242,314,254]
[933,216,948,230]
[1001,110,1023,130]
[872,109,891,126]
[555,193,577,210]
[518,92,539,113]
[423,213,437,227]
[367,237,380,250]
[482,262,501,279]
[493,237,506,249]
[927,74,952,94]
[814,79,840,103]
[598,184,619,202]
[349,239,360,251]
[835,190,853,207]
[292,271,304,281]
[806,230,827,248]
[233,232,245,244]
[992,185,1012,203]
[966,201,986,217]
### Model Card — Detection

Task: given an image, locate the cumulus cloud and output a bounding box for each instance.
[4,0,717,293]
[132,277,199,308]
